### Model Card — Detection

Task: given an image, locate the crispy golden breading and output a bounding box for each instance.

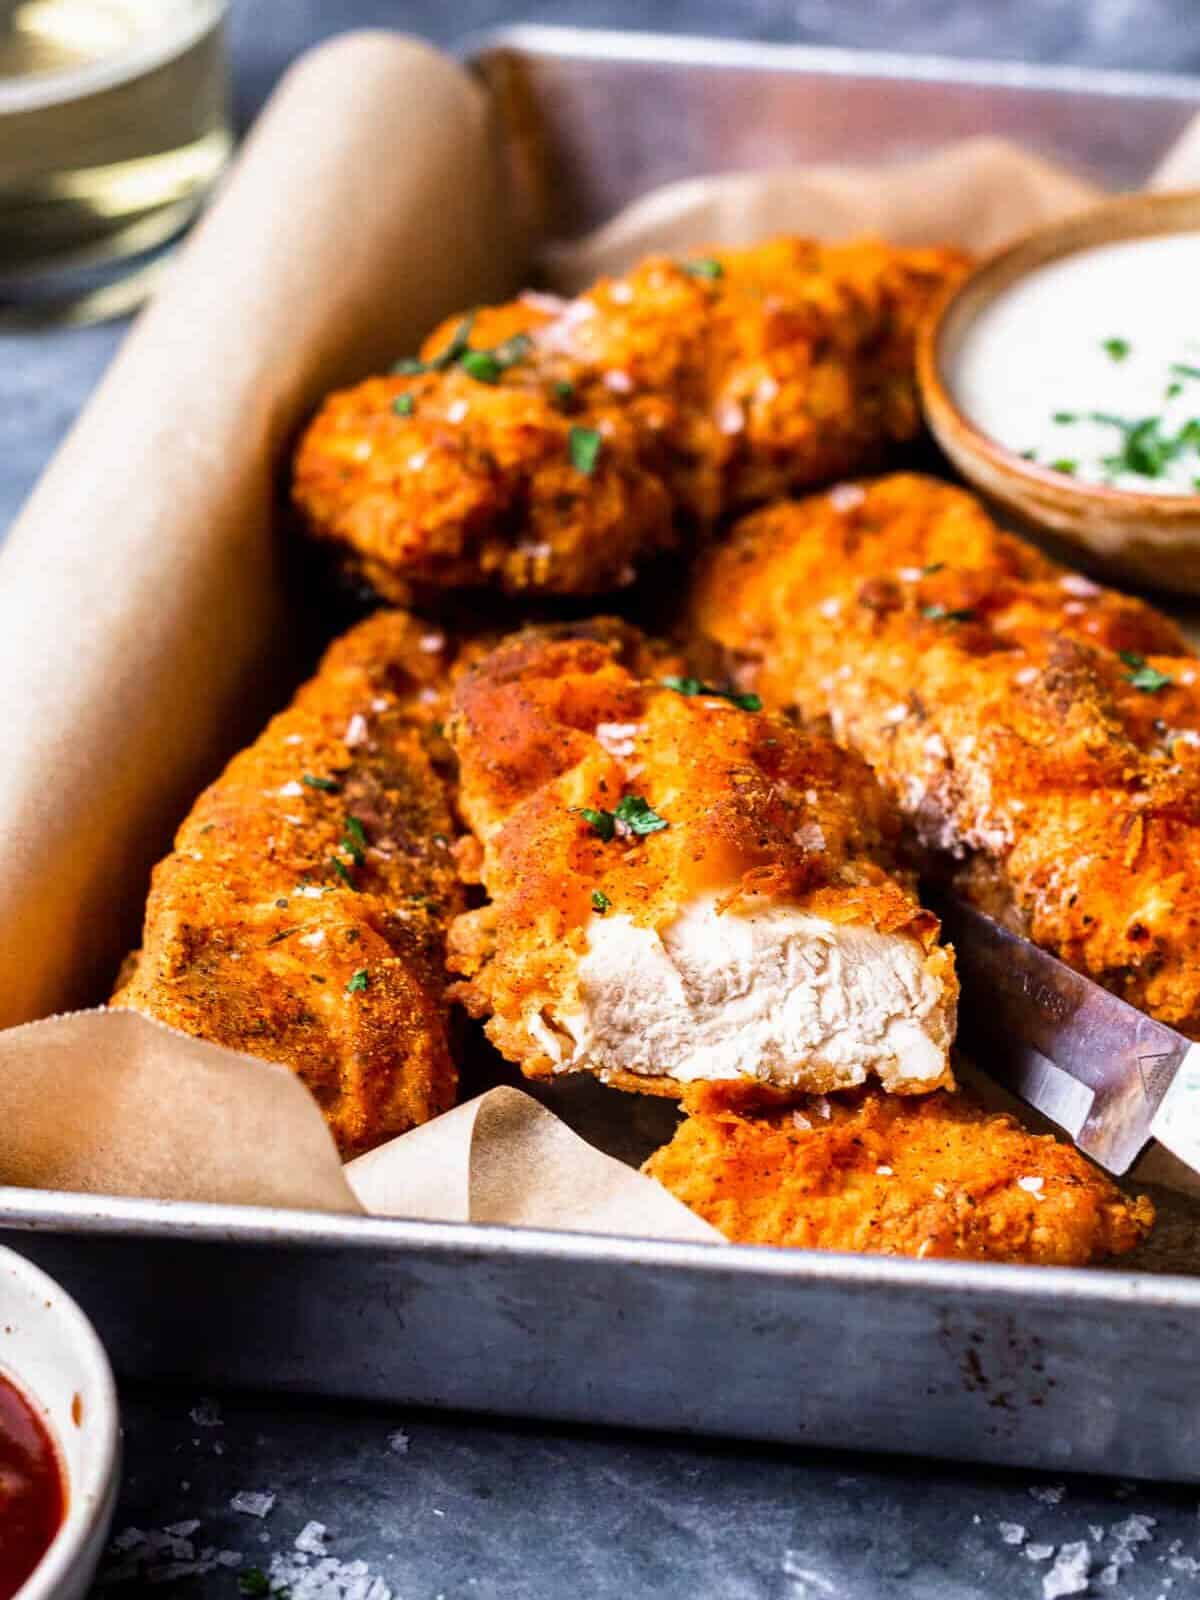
[446,619,957,1097]
[112,611,468,1157]
[292,240,969,598]
[644,1083,1154,1264]
[688,472,1200,1034]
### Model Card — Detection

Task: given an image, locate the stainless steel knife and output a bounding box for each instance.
[933,896,1200,1177]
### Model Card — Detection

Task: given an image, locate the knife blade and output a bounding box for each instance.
[932,895,1200,1177]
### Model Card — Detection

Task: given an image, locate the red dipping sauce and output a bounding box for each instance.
[0,1372,64,1600]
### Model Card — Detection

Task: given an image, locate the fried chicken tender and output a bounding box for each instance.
[644,1083,1154,1264]
[292,239,969,599]
[446,619,957,1097]
[112,610,468,1156]
[689,472,1200,1034]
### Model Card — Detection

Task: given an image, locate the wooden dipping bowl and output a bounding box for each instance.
[918,189,1200,595]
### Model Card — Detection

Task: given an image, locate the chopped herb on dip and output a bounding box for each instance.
[302,774,339,793]
[345,968,369,994]
[591,889,611,914]
[950,236,1200,494]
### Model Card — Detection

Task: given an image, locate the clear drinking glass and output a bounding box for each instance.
[0,0,231,324]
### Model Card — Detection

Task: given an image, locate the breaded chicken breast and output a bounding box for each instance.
[689,472,1200,1035]
[446,619,957,1097]
[292,239,969,599]
[644,1083,1154,1264]
[113,611,468,1157]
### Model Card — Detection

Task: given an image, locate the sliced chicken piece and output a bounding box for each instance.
[446,619,957,1097]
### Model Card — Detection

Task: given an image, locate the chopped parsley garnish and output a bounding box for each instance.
[1050,458,1078,475]
[568,425,603,475]
[577,795,669,841]
[661,675,761,712]
[346,968,370,995]
[460,348,502,384]
[490,332,533,369]
[578,806,615,841]
[1102,337,1130,362]
[239,1569,272,1598]
[267,928,297,946]
[921,562,946,576]
[393,393,415,417]
[302,774,339,793]
[1119,650,1173,693]
[1168,382,1185,400]
[329,856,357,889]
[341,815,369,866]
[1020,448,1037,461]
[551,379,577,411]
[922,604,978,624]
[1171,362,1200,381]
[684,257,724,280]
[1087,413,1200,481]
[431,312,476,370]
[392,319,531,387]
[591,889,611,914]
[613,795,669,835]
[1052,411,1077,424]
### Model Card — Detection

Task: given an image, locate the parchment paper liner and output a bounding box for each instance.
[0,31,1195,1248]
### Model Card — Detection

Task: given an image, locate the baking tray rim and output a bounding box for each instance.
[3,24,1197,1315]
[464,22,1200,104]
[2,1185,1197,1312]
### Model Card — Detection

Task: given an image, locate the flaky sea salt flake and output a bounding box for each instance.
[1043,1541,1091,1598]
[231,1491,276,1519]
[1029,1484,1066,1506]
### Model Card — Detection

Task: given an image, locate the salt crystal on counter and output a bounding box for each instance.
[231,1491,276,1519]
[1029,1484,1066,1506]
[1026,1544,1055,1561]
[189,1399,223,1427]
[1042,1541,1091,1598]
[388,1430,410,1455]
[295,1521,330,1555]
[998,1522,1027,1545]
[269,1551,392,1600]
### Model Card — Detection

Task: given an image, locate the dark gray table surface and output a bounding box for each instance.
[7,4,1200,1598]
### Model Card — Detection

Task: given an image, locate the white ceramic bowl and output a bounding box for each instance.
[0,1246,120,1600]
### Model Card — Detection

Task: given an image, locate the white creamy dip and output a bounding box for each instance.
[951,232,1200,494]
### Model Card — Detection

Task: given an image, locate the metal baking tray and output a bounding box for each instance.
[7,26,1200,1482]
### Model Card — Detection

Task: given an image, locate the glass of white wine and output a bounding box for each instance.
[0,0,231,324]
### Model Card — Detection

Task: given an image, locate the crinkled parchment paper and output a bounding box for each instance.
[0,31,1194,1243]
